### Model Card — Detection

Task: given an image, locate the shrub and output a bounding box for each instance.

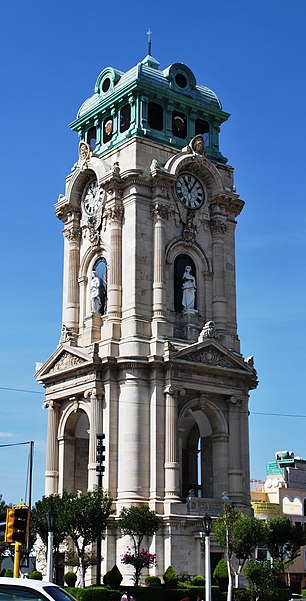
[213,559,228,592]
[4,568,13,577]
[233,588,251,601]
[64,571,77,587]
[164,565,179,589]
[144,575,162,587]
[302,590,306,599]
[29,570,43,580]
[191,575,205,586]
[74,587,120,601]
[103,564,123,589]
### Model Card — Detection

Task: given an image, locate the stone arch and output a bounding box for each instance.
[164,151,224,199]
[179,397,228,498]
[66,157,108,206]
[58,400,90,494]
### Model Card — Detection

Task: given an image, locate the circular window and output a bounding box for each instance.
[102,78,111,93]
[175,73,188,88]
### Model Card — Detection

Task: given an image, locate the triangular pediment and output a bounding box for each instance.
[35,344,96,381]
[164,338,255,373]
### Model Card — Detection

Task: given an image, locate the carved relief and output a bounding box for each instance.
[182,347,235,368]
[78,141,91,170]
[60,325,76,344]
[198,321,219,342]
[49,352,85,374]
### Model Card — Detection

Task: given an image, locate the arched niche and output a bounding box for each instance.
[174,254,197,312]
[58,403,90,494]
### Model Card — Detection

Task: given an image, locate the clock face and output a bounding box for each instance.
[82,180,101,216]
[175,173,205,210]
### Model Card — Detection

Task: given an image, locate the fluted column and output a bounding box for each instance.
[210,213,227,335]
[85,388,104,490]
[106,207,123,320]
[43,400,60,495]
[227,395,244,497]
[63,213,81,332]
[152,203,168,321]
[164,385,185,500]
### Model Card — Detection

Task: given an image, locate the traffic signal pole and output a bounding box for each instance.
[13,542,22,578]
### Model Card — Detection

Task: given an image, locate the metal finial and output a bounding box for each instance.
[147,28,152,55]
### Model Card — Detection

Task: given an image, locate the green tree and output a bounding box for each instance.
[214,506,266,601]
[63,488,113,587]
[118,506,160,585]
[243,558,281,601]
[31,492,70,583]
[266,515,306,581]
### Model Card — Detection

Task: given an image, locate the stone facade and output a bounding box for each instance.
[36,56,257,581]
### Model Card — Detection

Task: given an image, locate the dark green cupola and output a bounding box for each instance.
[70,54,229,163]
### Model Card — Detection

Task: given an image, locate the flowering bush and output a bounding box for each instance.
[121,547,157,586]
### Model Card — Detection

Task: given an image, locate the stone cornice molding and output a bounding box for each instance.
[210,192,244,218]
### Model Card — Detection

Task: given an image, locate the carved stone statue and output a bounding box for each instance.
[90,271,102,314]
[182,266,196,312]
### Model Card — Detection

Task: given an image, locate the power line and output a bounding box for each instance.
[0,386,43,395]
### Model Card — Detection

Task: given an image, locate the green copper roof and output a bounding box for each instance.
[70,55,229,163]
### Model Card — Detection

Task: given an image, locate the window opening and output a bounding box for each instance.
[90,258,107,315]
[103,116,113,143]
[175,73,188,88]
[195,119,210,146]
[172,111,187,139]
[87,127,96,150]
[102,78,111,93]
[148,102,163,131]
[120,103,131,133]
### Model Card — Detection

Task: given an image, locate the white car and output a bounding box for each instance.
[0,578,77,601]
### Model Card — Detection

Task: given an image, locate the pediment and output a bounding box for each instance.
[164,339,255,373]
[35,344,96,381]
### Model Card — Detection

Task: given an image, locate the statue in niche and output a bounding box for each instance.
[182,266,196,312]
[90,270,102,314]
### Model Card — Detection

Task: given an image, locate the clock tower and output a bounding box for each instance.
[36,50,257,579]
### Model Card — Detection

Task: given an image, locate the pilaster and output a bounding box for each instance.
[164,385,185,501]
[43,400,60,495]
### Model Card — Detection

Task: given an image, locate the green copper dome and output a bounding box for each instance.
[70,56,229,163]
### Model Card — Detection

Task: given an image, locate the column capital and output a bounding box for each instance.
[164,385,185,398]
[151,202,169,220]
[43,400,60,410]
[84,387,105,401]
[227,394,248,406]
[63,226,81,242]
[210,217,227,236]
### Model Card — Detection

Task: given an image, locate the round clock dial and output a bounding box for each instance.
[175,173,205,210]
[82,180,101,216]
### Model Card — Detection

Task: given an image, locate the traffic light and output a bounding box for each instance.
[5,506,30,544]
[96,433,105,476]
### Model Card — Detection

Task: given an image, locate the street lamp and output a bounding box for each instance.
[202,513,212,601]
[46,509,56,583]
[96,433,105,586]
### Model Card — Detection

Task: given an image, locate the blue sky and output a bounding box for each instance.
[0,0,305,506]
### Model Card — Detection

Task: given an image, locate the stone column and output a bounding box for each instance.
[106,207,123,321]
[152,203,168,322]
[63,214,81,332]
[85,388,104,490]
[43,400,60,496]
[210,213,227,335]
[227,395,244,497]
[212,433,229,499]
[164,385,185,500]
